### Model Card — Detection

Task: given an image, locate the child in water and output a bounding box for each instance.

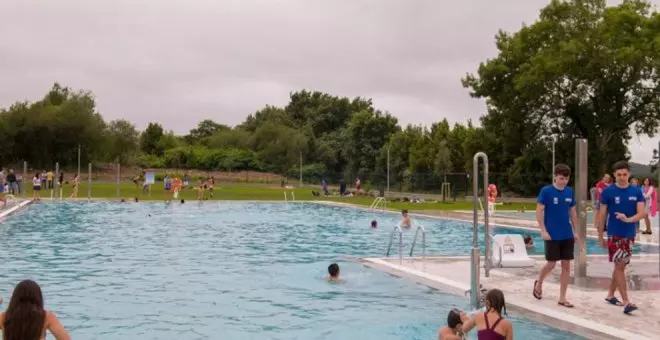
[371,220,377,228]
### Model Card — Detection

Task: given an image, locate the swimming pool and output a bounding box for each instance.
[0,202,584,339]
[495,210,659,228]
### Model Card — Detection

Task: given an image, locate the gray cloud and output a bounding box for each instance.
[0,0,656,163]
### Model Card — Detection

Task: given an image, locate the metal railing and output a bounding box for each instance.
[283,191,295,202]
[386,225,403,264]
[489,235,503,268]
[470,152,490,310]
[409,222,426,260]
[369,196,386,211]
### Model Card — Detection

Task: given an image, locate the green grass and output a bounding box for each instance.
[11,182,532,212]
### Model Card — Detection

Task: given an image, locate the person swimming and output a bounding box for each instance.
[327,263,341,282]
[438,308,469,339]
[371,220,377,228]
[400,209,412,228]
[523,235,533,249]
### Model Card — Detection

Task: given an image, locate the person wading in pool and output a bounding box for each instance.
[533,164,580,308]
[438,309,469,339]
[598,161,646,314]
[326,263,341,282]
[0,279,70,340]
[400,209,412,228]
[460,289,513,340]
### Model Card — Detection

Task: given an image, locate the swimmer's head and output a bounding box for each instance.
[328,263,340,278]
[485,289,507,316]
[371,220,377,228]
[180,199,185,204]
[120,198,126,203]
[134,197,139,202]
[401,209,408,216]
[523,235,533,245]
[447,308,463,330]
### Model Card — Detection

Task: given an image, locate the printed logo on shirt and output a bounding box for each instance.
[565,198,572,203]
[628,196,637,201]
[614,196,620,204]
[553,197,559,204]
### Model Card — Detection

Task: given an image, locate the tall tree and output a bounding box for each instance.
[140,122,165,156]
[105,120,140,164]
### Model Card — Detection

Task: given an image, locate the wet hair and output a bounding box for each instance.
[485,289,507,316]
[328,263,339,277]
[401,209,408,214]
[613,161,629,172]
[371,220,377,227]
[3,280,46,340]
[181,199,185,204]
[523,235,532,244]
[554,164,571,177]
[447,308,462,329]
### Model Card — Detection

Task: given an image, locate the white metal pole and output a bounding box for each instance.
[552,138,556,180]
[387,146,390,197]
[77,144,81,177]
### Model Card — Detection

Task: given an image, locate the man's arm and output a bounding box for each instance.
[536,203,546,233]
[626,202,647,223]
[569,206,578,236]
[598,204,608,234]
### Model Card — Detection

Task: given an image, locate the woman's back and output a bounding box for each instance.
[475,311,511,340]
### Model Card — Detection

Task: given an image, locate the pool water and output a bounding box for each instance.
[0,202,584,339]
[495,210,660,228]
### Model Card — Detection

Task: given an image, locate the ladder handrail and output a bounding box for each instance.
[386,225,403,264]
[409,222,426,260]
[369,196,386,211]
[490,235,503,268]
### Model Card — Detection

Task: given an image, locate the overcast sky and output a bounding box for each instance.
[0,0,657,164]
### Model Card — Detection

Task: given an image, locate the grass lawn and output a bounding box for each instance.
[10,182,532,212]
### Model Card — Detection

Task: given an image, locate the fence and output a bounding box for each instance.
[7,160,643,201]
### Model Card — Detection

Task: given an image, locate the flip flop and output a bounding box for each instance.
[605,297,623,306]
[558,301,574,308]
[623,303,638,314]
[533,280,542,300]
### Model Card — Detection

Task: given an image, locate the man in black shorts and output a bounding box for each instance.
[532,164,580,308]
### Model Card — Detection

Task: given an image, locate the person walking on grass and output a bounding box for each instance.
[533,164,580,308]
[598,161,646,314]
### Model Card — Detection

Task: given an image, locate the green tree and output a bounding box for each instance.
[463,0,660,193]
[140,123,165,156]
[342,110,399,180]
[185,119,229,145]
[105,119,140,164]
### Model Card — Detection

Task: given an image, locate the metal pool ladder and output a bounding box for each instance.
[369,196,386,211]
[283,191,295,203]
[409,222,426,260]
[386,225,403,264]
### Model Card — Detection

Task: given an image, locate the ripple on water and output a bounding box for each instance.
[0,201,583,340]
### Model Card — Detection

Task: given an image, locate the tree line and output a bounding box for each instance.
[1,0,658,196]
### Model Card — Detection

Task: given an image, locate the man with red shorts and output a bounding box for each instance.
[598,161,646,314]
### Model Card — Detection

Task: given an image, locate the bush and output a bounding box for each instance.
[287,163,329,184]
[159,146,262,171]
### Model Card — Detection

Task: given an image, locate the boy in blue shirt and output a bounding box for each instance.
[598,161,646,314]
[533,164,579,308]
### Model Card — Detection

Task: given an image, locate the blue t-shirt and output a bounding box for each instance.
[537,185,576,240]
[164,177,171,190]
[600,184,645,238]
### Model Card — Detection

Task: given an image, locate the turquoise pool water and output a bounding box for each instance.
[495,210,659,228]
[0,202,585,339]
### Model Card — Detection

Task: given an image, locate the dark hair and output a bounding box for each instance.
[447,309,462,328]
[554,164,571,177]
[485,289,507,316]
[328,263,339,277]
[613,161,629,172]
[3,280,46,340]
[643,177,653,186]
[402,209,408,214]
[523,235,532,244]
[371,220,377,227]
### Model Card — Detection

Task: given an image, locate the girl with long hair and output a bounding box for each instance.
[0,280,70,340]
[460,289,513,340]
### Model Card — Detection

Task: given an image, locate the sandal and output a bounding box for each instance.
[605,297,624,306]
[558,301,574,308]
[623,303,638,314]
[533,280,542,300]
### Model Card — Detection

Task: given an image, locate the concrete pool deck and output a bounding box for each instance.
[361,255,659,340]
[0,198,34,220]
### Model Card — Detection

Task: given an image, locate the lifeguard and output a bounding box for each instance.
[487,183,498,216]
[172,177,183,199]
